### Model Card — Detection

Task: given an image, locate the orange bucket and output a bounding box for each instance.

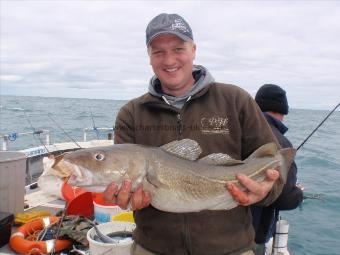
[61,182,87,202]
[66,192,94,218]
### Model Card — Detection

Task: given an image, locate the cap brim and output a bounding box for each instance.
[147,31,192,46]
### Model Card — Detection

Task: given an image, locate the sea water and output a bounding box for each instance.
[1,95,339,255]
[0,95,126,150]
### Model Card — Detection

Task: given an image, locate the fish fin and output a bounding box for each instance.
[161,139,202,161]
[249,143,278,158]
[210,201,238,210]
[278,147,296,183]
[198,153,244,166]
[208,194,239,210]
[146,173,169,189]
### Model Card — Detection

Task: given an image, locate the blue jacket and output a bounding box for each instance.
[251,113,303,244]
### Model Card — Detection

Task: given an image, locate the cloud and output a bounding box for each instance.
[1,1,340,109]
[0,75,23,82]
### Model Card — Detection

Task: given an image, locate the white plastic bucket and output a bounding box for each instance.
[0,152,26,214]
[87,221,135,255]
[93,201,125,223]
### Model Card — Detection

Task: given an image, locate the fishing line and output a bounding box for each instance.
[47,113,82,149]
[50,202,68,255]
[22,110,52,184]
[294,104,339,204]
[273,104,339,234]
[297,102,339,151]
[23,110,51,154]
[89,107,99,140]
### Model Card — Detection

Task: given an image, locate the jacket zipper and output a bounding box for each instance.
[177,113,183,139]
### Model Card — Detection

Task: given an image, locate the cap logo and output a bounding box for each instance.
[146,13,193,45]
[170,18,190,33]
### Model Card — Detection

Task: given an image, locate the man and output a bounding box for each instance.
[104,13,284,255]
[251,84,304,255]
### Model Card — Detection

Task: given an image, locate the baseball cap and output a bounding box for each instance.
[146,13,193,46]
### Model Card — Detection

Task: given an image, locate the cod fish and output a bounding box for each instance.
[44,139,295,213]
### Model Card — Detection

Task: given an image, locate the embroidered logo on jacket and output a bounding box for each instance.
[200,116,230,134]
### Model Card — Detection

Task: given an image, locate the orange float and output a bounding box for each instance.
[9,216,71,255]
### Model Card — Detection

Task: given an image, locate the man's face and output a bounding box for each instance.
[148,34,196,97]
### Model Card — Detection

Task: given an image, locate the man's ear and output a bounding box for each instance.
[192,43,197,59]
[147,47,152,65]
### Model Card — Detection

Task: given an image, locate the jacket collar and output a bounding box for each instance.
[140,82,214,109]
[263,112,288,135]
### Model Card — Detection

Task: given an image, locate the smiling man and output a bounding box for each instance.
[148,34,196,97]
[104,13,284,255]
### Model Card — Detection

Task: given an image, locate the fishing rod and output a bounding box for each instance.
[295,103,339,203]
[297,102,340,151]
[21,110,52,185]
[47,113,82,149]
[89,107,99,140]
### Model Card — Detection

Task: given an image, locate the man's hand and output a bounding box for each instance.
[226,169,279,206]
[103,179,151,210]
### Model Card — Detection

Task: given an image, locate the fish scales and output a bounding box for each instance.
[146,149,228,202]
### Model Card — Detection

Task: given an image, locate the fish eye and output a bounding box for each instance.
[94,153,105,161]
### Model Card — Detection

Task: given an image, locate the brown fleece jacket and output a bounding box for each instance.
[114,82,283,255]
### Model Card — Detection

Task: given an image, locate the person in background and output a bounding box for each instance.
[251,84,304,255]
[104,13,285,255]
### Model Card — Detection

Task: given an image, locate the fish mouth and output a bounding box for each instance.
[64,162,95,186]
[64,162,110,192]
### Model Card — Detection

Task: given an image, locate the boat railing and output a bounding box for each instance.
[0,130,50,151]
[0,127,114,151]
[83,127,114,141]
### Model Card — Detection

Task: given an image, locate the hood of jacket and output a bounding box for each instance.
[263,112,288,135]
[148,65,214,109]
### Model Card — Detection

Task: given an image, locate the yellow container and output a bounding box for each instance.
[15,210,51,225]
[112,211,134,223]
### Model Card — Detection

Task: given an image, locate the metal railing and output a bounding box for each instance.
[83,127,114,141]
[0,127,114,151]
[0,130,50,151]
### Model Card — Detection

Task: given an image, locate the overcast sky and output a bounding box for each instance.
[1,0,340,110]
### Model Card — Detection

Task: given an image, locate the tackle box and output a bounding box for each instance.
[0,211,14,247]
